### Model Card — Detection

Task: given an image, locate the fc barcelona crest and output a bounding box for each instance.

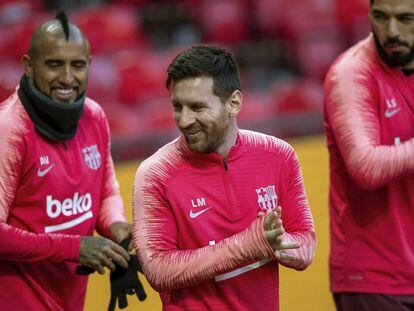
[82,145,101,170]
[255,185,277,211]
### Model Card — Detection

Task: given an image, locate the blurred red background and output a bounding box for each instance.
[0,0,370,160]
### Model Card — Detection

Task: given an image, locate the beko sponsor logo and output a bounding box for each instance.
[44,192,93,233]
[46,192,92,218]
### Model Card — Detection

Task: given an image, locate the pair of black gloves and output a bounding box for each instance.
[76,238,147,310]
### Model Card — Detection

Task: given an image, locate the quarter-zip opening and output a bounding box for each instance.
[221,158,237,216]
[223,159,229,171]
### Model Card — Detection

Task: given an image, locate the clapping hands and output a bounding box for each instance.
[260,206,300,261]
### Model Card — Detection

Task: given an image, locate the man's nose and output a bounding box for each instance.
[387,18,401,40]
[58,66,75,85]
[178,107,195,129]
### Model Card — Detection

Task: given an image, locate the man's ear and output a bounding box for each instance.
[22,55,33,78]
[228,90,242,117]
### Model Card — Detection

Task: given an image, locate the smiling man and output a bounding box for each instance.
[0,10,134,311]
[324,0,414,310]
[24,19,89,104]
[132,44,316,310]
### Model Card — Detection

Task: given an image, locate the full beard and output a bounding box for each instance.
[373,31,414,67]
[184,118,229,154]
[185,127,226,154]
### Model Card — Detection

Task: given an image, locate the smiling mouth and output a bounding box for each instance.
[186,130,200,135]
[184,129,203,142]
[55,87,75,95]
[52,87,77,102]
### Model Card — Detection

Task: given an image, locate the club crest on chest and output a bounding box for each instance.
[82,144,101,170]
[256,185,277,211]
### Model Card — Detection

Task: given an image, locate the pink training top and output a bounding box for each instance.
[0,89,126,311]
[325,34,414,294]
[133,130,316,311]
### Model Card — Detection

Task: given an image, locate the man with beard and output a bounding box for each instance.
[0,10,133,311]
[132,44,316,310]
[324,0,414,309]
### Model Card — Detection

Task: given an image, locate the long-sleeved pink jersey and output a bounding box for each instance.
[324,34,414,294]
[133,130,316,310]
[0,89,126,311]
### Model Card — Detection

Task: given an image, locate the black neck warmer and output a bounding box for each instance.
[18,75,85,142]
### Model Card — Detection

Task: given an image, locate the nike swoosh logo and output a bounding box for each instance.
[385,108,401,118]
[189,207,212,219]
[37,164,55,177]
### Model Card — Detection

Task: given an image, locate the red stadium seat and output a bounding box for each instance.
[100,99,145,138]
[273,78,323,115]
[73,5,148,54]
[4,12,49,62]
[140,97,176,133]
[112,0,150,6]
[238,90,273,123]
[196,0,250,44]
[278,0,337,41]
[0,28,8,60]
[0,61,24,101]
[336,0,370,43]
[253,0,286,37]
[336,0,369,29]
[114,49,169,106]
[86,55,120,105]
[270,0,345,78]
[0,0,42,14]
[294,26,345,79]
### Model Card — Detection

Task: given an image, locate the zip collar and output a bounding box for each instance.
[178,130,246,165]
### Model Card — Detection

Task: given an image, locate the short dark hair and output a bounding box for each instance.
[55,9,70,40]
[166,44,241,103]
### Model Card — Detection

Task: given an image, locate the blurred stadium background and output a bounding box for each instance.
[0,0,370,310]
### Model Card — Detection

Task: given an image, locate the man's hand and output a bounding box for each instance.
[260,206,300,261]
[79,236,130,274]
[110,222,133,250]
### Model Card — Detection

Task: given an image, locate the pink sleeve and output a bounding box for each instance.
[277,148,316,270]
[0,224,80,262]
[132,162,276,292]
[0,106,79,263]
[95,112,126,239]
[324,58,414,190]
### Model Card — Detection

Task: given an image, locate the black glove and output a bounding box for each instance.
[108,238,147,311]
